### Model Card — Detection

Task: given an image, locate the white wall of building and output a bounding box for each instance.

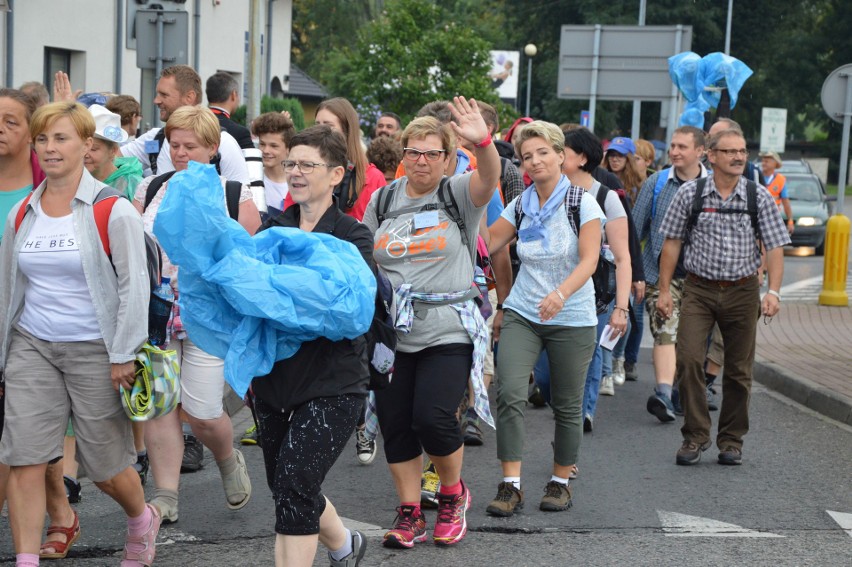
[0,0,291,104]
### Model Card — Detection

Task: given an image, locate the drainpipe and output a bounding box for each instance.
[115,0,123,92]
[193,0,200,70]
[266,0,274,96]
[5,0,13,87]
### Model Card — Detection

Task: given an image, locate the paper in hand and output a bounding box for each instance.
[599,324,621,351]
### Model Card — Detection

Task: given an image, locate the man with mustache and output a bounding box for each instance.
[655,127,790,467]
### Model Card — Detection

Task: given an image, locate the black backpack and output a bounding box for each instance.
[514,185,616,314]
[684,177,761,254]
[367,269,397,390]
[143,170,242,221]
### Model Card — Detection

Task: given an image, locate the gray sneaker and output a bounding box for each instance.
[624,361,638,381]
[329,530,367,567]
[647,393,676,422]
[539,481,572,511]
[486,482,524,517]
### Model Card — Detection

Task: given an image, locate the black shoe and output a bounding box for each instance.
[64,475,82,504]
[718,446,742,465]
[180,433,204,473]
[583,415,593,433]
[134,453,149,485]
[624,361,638,381]
[528,384,547,407]
[675,440,712,466]
[463,415,484,446]
[706,386,719,411]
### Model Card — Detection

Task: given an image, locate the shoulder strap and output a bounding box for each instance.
[225,180,241,221]
[375,179,400,225]
[436,176,468,248]
[683,178,707,247]
[745,179,761,243]
[92,187,123,258]
[143,170,177,212]
[595,184,609,212]
[514,194,524,229]
[148,129,166,176]
[564,185,584,237]
[13,193,34,233]
[651,169,670,219]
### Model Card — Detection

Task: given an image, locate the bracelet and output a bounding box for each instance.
[767,289,781,301]
[474,136,493,149]
[614,306,629,313]
[554,289,566,303]
[496,303,504,310]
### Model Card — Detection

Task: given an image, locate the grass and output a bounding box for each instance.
[826,183,852,196]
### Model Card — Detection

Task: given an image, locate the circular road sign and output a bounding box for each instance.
[821,64,852,124]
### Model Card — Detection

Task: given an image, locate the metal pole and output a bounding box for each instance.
[589,24,602,132]
[265,0,274,96]
[5,0,13,88]
[835,72,851,215]
[725,0,733,55]
[114,0,123,93]
[666,26,684,144]
[193,0,201,70]
[247,0,262,123]
[631,0,647,139]
[154,11,165,127]
[525,56,532,117]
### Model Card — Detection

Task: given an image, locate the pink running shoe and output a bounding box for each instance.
[383,505,428,549]
[433,480,470,545]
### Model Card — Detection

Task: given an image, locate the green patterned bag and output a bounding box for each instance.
[120,343,180,421]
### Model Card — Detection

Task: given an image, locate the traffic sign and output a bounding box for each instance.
[760,108,787,153]
[821,63,852,124]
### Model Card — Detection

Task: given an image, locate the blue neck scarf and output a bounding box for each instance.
[517,174,570,249]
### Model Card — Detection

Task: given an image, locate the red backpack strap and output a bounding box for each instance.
[13,194,34,233]
[92,188,123,257]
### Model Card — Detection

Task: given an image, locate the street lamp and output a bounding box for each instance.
[524,43,537,117]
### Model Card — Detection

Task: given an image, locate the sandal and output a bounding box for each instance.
[39,509,81,559]
[121,503,161,567]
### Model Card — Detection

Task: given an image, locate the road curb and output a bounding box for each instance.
[754,357,852,426]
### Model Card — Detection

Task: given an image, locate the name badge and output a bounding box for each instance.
[144,139,160,154]
[413,210,440,230]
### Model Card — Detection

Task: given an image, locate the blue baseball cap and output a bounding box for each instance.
[607,137,636,155]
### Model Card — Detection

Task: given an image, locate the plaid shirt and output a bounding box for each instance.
[659,174,791,280]
[631,164,708,285]
[500,158,525,203]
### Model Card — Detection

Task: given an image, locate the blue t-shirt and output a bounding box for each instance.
[0,185,33,242]
[500,191,605,327]
[485,190,504,226]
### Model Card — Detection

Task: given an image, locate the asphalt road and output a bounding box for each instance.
[2,349,850,566]
[1,253,850,566]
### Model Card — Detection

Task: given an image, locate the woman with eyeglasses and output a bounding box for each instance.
[362,97,500,550]
[132,106,261,525]
[251,125,374,567]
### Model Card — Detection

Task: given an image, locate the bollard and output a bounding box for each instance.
[818,213,850,306]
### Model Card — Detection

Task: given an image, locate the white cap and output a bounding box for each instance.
[89,104,128,144]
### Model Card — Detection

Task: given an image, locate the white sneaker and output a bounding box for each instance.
[600,375,615,396]
[613,357,626,386]
[355,427,377,465]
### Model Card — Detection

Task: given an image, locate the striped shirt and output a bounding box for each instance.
[659,174,791,281]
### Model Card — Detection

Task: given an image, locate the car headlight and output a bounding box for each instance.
[796,216,823,227]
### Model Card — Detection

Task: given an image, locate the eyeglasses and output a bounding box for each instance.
[402,148,447,162]
[714,148,749,158]
[282,160,333,174]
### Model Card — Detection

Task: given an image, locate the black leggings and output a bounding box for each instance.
[375,343,472,463]
[255,394,364,535]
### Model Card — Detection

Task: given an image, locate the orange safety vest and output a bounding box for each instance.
[765,173,786,207]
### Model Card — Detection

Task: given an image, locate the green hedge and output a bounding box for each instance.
[232,96,305,130]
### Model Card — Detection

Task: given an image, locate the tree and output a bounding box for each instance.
[327,0,502,128]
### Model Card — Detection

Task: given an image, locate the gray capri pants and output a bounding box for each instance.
[0,327,135,482]
[495,309,596,466]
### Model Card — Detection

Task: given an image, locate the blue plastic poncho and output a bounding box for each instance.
[152,163,376,398]
[669,51,753,128]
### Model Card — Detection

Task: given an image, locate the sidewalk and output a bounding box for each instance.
[754,299,852,426]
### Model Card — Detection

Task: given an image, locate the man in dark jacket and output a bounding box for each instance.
[206,71,254,150]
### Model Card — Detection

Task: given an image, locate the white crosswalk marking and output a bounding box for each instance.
[658,511,784,537]
[826,510,852,538]
[781,271,852,303]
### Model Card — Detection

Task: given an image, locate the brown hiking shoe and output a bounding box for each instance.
[485,482,524,517]
[539,481,572,511]
[675,439,712,466]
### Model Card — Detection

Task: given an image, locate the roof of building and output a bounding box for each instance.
[284,65,328,99]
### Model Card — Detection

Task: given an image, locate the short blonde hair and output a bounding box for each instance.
[165,106,220,148]
[402,116,456,154]
[514,120,564,157]
[634,139,656,164]
[30,102,94,141]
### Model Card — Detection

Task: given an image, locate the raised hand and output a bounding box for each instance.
[448,96,489,146]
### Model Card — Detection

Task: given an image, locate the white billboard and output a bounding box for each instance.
[490,50,520,101]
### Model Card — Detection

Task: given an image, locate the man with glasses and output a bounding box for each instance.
[632,126,708,423]
[655,128,789,466]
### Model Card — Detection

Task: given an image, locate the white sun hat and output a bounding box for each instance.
[89,104,128,144]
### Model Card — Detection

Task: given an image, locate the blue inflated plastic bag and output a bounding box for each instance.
[153,162,376,397]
